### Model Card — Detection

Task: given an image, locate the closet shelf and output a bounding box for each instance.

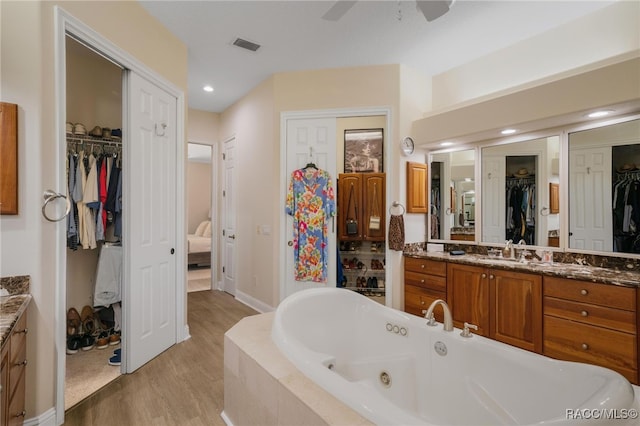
[66,133,122,145]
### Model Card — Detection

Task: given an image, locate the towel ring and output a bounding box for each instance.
[389,202,405,215]
[42,189,71,222]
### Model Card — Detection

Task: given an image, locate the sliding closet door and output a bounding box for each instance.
[126,72,177,372]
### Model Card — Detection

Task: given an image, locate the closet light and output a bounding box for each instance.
[501,129,517,135]
[587,110,613,118]
[203,85,214,93]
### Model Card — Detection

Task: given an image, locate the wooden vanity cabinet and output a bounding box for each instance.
[1,312,27,426]
[446,263,542,351]
[543,277,638,384]
[404,257,447,321]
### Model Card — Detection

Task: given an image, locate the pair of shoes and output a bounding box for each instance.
[66,122,74,133]
[67,336,81,354]
[67,307,81,336]
[111,128,122,139]
[102,127,112,138]
[109,329,121,346]
[96,331,110,349]
[80,334,95,351]
[80,305,96,335]
[109,348,121,366]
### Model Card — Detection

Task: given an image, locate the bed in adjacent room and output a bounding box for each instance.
[188,220,211,267]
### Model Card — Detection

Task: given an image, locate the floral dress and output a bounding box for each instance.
[286,168,335,282]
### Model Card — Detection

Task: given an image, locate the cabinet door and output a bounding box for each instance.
[0,102,18,215]
[490,269,542,352]
[362,173,385,241]
[447,263,489,335]
[338,174,362,240]
[1,344,9,426]
[406,162,428,213]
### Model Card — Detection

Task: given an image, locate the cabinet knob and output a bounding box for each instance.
[581,310,588,317]
[420,264,425,269]
[14,359,27,367]
[580,289,588,296]
[581,343,589,350]
[15,411,26,418]
[420,279,425,284]
[481,273,487,278]
[489,274,495,280]
[16,328,27,335]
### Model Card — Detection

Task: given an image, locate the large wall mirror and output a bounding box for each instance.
[430,149,475,241]
[568,117,640,254]
[481,136,560,247]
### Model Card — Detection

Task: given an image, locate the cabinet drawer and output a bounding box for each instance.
[405,257,446,277]
[544,296,636,333]
[404,285,446,321]
[8,342,26,403]
[543,315,637,374]
[405,271,446,292]
[544,277,635,311]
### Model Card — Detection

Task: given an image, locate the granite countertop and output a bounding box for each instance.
[0,275,31,349]
[450,227,475,235]
[404,251,640,288]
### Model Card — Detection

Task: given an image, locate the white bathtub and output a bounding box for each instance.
[272,287,640,426]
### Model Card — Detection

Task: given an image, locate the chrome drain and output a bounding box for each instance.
[379,371,392,388]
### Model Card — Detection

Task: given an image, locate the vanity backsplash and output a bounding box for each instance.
[403,242,640,273]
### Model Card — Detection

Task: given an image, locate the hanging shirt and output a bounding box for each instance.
[285,168,335,282]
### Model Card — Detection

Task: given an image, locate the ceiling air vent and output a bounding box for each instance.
[232,38,261,52]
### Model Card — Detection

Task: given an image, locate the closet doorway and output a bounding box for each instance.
[187,143,213,292]
[64,36,124,410]
[55,10,186,421]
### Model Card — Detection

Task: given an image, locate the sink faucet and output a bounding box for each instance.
[423,299,453,332]
[516,239,527,262]
[504,239,514,259]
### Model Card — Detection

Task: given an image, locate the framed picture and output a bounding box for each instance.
[344,128,383,173]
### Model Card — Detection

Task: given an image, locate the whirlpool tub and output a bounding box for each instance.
[271,287,640,425]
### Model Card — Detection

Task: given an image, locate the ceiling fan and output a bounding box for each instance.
[322,0,456,22]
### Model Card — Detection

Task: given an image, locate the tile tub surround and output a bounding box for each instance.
[223,312,373,426]
[0,275,31,348]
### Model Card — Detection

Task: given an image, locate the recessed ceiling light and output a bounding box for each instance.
[203,85,214,93]
[587,110,613,118]
[501,129,517,135]
[440,141,454,147]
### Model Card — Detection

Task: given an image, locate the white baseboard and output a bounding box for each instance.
[24,407,56,426]
[220,410,234,426]
[234,290,274,313]
[182,323,191,341]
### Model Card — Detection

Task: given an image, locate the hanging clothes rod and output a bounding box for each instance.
[66,134,122,145]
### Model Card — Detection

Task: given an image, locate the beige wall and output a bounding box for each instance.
[188,108,220,144]
[0,0,187,418]
[187,161,212,233]
[431,0,640,112]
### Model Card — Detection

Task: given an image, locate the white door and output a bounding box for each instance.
[222,138,236,295]
[126,72,177,372]
[481,155,506,243]
[282,118,337,301]
[569,147,613,251]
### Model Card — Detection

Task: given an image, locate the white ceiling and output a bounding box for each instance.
[139,0,617,113]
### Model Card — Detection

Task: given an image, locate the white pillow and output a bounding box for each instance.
[194,220,209,236]
[203,221,212,238]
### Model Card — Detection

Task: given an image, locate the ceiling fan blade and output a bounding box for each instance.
[322,0,358,21]
[416,0,454,22]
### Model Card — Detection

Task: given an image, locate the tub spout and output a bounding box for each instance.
[424,299,453,332]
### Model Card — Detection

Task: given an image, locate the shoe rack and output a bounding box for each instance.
[339,240,385,297]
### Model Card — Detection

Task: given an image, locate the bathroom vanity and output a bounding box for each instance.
[1,276,31,426]
[403,253,639,384]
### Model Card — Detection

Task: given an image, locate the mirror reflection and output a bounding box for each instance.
[568,118,640,254]
[481,136,560,247]
[430,149,475,241]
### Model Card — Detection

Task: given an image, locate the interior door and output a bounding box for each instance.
[569,147,613,251]
[126,72,177,372]
[222,138,236,295]
[481,155,506,243]
[283,118,337,301]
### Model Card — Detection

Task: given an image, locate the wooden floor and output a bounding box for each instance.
[64,290,257,425]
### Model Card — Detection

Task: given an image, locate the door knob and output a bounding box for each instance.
[229,234,236,239]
